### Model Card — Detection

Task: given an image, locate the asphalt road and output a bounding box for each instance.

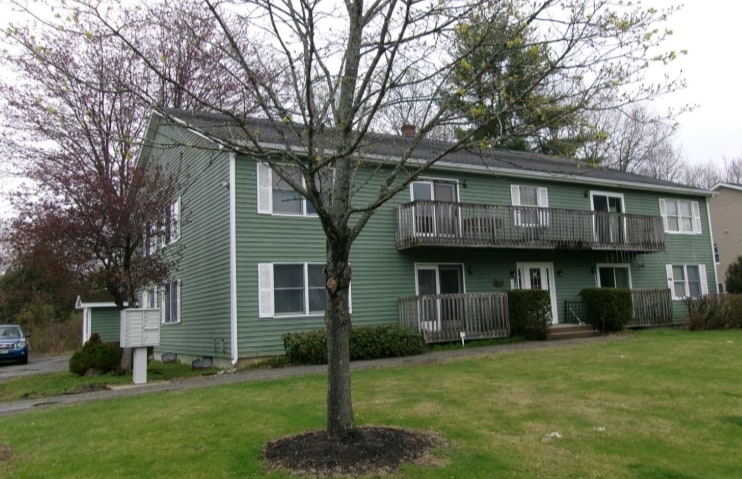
[0,353,70,381]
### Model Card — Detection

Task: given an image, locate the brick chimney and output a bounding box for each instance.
[400,124,416,138]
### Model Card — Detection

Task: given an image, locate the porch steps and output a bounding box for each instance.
[547,323,599,340]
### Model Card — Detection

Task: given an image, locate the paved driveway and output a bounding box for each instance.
[0,353,70,381]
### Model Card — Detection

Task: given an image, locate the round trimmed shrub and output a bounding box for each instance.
[69,333,123,376]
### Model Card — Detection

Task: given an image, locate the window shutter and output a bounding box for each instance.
[537,187,549,207]
[691,201,702,234]
[665,264,675,298]
[510,185,521,226]
[699,264,708,295]
[257,163,272,214]
[537,187,549,226]
[658,199,669,232]
[348,282,352,314]
[175,280,181,323]
[258,263,274,318]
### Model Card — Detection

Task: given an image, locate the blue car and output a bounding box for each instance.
[0,325,29,365]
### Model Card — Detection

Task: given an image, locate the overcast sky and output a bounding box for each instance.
[650,0,742,165]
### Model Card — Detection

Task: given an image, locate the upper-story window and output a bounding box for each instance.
[659,199,701,234]
[714,243,720,264]
[257,163,332,216]
[165,197,180,244]
[510,185,549,226]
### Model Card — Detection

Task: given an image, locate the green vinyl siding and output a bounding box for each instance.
[90,308,120,343]
[146,115,714,359]
[148,123,232,359]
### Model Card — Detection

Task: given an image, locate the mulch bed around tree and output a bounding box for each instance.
[263,426,445,477]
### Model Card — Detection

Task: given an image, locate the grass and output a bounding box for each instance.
[0,362,220,401]
[1,329,741,478]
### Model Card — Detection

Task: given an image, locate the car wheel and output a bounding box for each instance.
[20,354,28,365]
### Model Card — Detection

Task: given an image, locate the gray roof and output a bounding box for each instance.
[159,108,710,197]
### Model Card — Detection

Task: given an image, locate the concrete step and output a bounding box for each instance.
[547,323,599,340]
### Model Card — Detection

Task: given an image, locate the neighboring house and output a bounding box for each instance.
[124,109,716,367]
[708,182,742,292]
[75,295,121,344]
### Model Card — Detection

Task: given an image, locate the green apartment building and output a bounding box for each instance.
[106,109,716,366]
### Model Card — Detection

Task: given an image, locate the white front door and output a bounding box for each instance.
[516,262,559,324]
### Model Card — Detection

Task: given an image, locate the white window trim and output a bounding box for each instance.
[511,185,549,227]
[258,262,352,319]
[413,263,467,295]
[409,177,461,202]
[594,263,632,288]
[659,198,702,235]
[141,286,158,309]
[160,197,181,247]
[257,163,333,217]
[665,264,708,300]
[162,280,181,324]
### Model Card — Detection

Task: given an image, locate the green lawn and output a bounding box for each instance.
[1,329,740,478]
[0,361,220,401]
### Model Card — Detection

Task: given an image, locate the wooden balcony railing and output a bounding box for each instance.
[396,201,665,252]
[399,292,510,344]
[563,288,673,328]
[627,288,674,328]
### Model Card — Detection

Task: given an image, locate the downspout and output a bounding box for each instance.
[229,153,239,365]
[705,199,720,293]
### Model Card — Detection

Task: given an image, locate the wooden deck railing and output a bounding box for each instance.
[627,288,673,327]
[399,292,510,344]
[396,201,665,252]
[562,288,673,327]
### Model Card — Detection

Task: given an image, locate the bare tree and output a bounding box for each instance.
[1,1,270,309]
[37,0,685,439]
[579,104,685,180]
[721,157,742,185]
[682,161,722,189]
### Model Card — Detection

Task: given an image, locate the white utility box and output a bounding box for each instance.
[120,308,161,348]
[120,309,160,384]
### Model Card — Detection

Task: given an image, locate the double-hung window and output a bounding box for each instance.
[142,286,158,309]
[666,264,707,299]
[258,263,338,318]
[257,163,332,216]
[163,198,180,246]
[659,199,701,234]
[163,280,181,324]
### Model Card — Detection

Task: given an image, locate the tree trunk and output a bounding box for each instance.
[324,239,355,438]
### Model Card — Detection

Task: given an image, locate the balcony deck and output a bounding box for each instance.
[399,292,510,344]
[396,201,665,252]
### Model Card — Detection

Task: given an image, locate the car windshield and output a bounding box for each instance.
[0,327,22,339]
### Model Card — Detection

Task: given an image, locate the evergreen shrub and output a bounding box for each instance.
[69,333,123,376]
[283,325,425,364]
[506,289,551,340]
[580,288,632,332]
